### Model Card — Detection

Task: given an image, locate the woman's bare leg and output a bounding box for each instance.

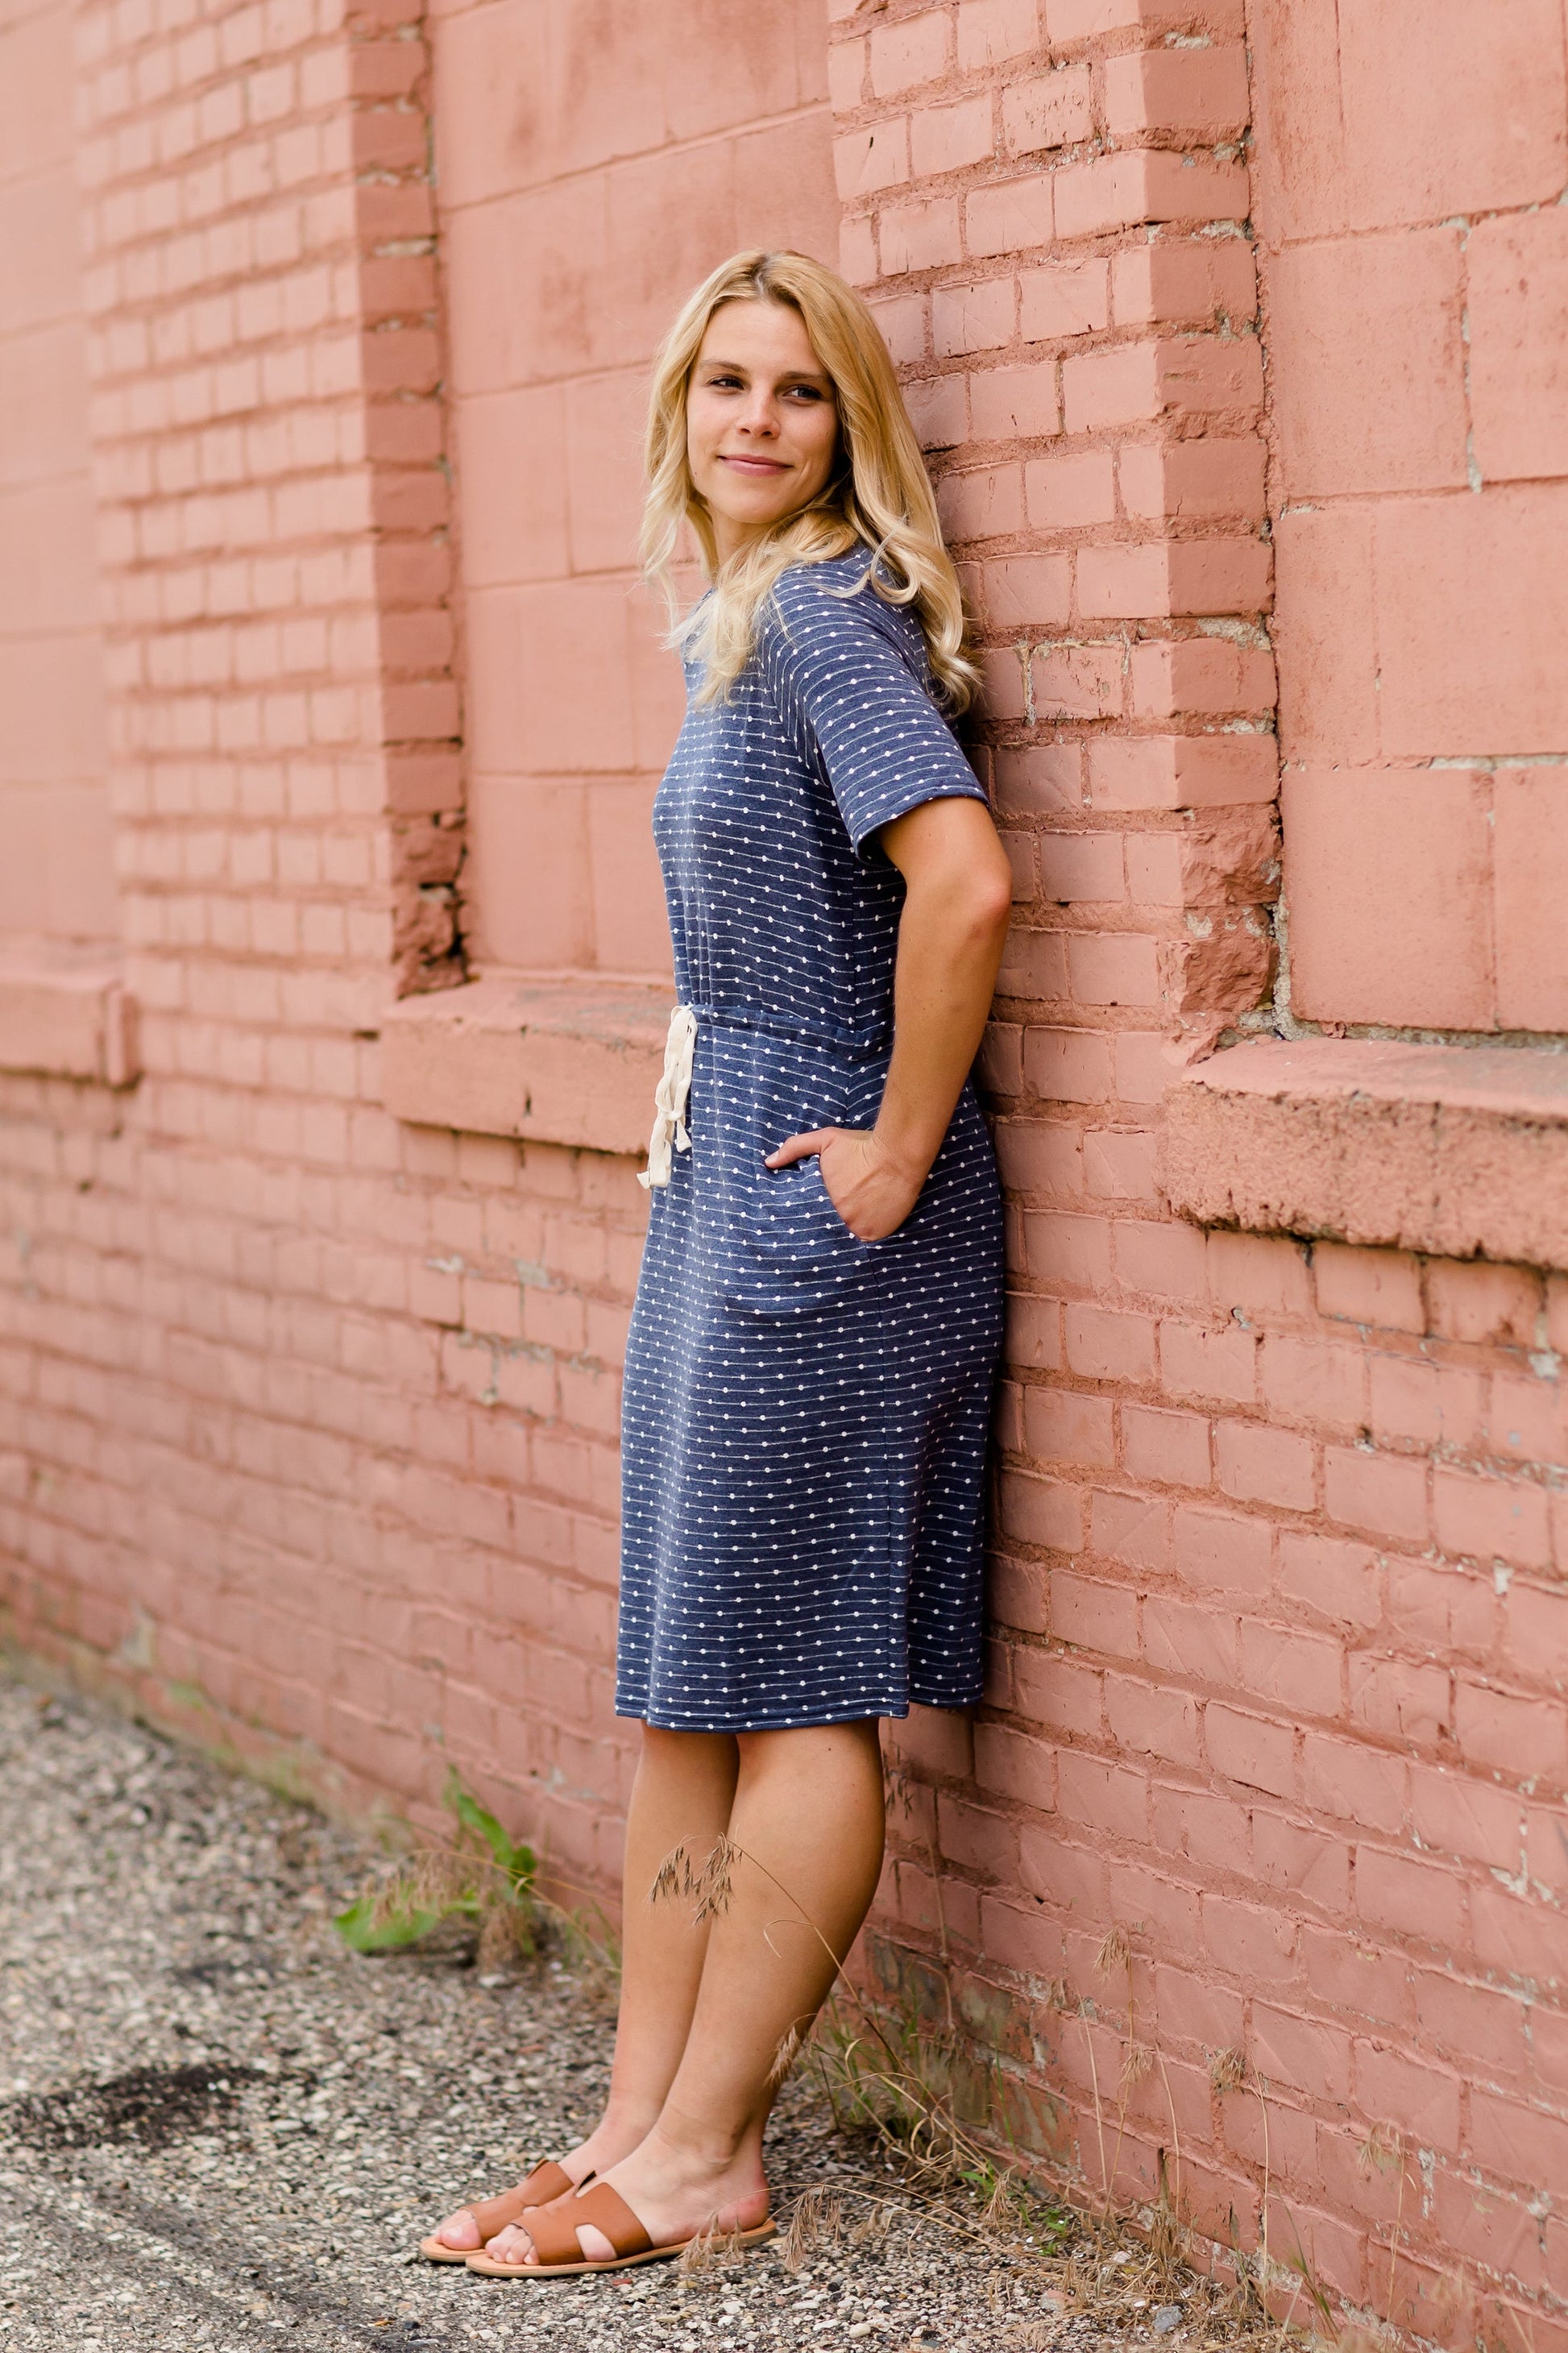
[431,1724,737,2251]
[487,1717,887,2265]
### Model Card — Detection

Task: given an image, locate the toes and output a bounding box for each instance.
[483,2224,537,2268]
[437,2211,479,2250]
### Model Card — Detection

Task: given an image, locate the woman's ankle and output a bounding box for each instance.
[639,2105,763,2180]
[574,2104,661,2168]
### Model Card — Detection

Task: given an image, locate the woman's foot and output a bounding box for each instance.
[479,2123,769,2268]
[430,2112,652,2255]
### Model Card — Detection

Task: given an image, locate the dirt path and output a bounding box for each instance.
[0,1675,1144,2353]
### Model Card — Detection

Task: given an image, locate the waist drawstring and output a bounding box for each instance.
[637,1002,699,1190]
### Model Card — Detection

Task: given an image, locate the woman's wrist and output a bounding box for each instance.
[869,1119,938,1192]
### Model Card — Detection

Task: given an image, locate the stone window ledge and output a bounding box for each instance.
[1161,1035,1568,1271]
[380,973,672,1156]
[0,941,139,1086]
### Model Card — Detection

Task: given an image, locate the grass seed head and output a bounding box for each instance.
[1208,2046,1247,2094]
[1095,1927,1132,1977]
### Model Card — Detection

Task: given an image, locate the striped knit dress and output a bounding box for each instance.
[615,550,1005,1733]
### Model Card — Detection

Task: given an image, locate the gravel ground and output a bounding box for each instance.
[0,1674,1181,2353]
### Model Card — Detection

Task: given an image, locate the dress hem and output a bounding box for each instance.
[613,1688,981,1735]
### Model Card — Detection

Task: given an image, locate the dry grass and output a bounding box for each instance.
[647,1832,1344,2344]
[333,1768,620,1991]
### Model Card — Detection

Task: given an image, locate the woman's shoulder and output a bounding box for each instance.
[765,548,922,658]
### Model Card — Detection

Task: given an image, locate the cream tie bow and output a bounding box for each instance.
[637,1002,699,1189]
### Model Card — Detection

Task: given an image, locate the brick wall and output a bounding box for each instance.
[0,0,116,941]
[0,3,1563,2346]
[1252,0,1568,1036]
[0,0,657,1890]
[829,4,1565,2344]
[429,0,837,981]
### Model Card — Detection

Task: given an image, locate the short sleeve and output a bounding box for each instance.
[759,564,990,864]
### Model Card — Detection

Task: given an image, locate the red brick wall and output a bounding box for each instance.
[430,0,836,981]
[0,0,116,941]
[1252,0,1568,1035]
[829,5,1566,2345]
[0,0,477,1795]
[0,4,1564,2346]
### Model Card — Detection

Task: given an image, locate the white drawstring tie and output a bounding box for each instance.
[637,1002,699,1189]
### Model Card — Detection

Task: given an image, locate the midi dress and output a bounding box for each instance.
[615,550,1006,1733]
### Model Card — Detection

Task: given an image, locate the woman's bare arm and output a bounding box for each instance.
[764,795,1013,1239]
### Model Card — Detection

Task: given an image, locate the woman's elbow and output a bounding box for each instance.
[902,836,1014,943]
[964,856,1014,945]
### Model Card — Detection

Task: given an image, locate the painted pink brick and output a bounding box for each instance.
[968,363,1061,440]
[1026,446,1111,527]
[879,195,963,274]
[1323,1447,1430,1546]
[869,10,952,97]
[956,0,1042,72]
[1284,768,1495,1031]
[1433,1466,1552,1572]
[911,93,995,177]
[1121,1402,1209,1489]
[1019,258,1109,342]
[932,275,1016,356]
[1467,207,1568,483]
[965,174,1053,259]
[1267,229,1468,497]
[1064,1301,1156,1383]
[1214,1420,1315,1513]
[1104,43,1249,138]
[1000,65,1093,155]
[835,119,911,197]
[1313,1244,1425,1335]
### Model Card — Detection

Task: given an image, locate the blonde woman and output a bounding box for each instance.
[423,250,1012,2277]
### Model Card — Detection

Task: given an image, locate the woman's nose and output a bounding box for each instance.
[736,393,779,436]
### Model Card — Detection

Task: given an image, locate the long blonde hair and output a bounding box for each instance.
[641,250,977,712]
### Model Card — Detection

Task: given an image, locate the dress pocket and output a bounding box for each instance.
[702,1028,887,1316]
[721,1144,878,1315]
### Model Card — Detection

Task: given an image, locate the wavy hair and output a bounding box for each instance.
[641,249,977,712]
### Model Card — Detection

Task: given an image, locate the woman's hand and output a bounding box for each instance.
[763,1126,927,1241]
[765,801,1012,1244]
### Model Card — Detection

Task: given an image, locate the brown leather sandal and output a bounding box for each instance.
[463,2177,776,2278]
[417,2159,585,2262]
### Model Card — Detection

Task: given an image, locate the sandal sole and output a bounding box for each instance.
[464,2218,778,2279]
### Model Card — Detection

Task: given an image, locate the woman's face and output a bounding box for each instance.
[685,298,840,563]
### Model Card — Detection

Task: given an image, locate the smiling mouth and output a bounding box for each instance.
[719,454,790,475]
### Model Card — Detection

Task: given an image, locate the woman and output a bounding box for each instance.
[423,249,1012,2277]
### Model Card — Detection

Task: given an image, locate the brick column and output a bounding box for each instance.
[74,0,461,1014]
[62,0,462,1787]
[829,0,1290,2268]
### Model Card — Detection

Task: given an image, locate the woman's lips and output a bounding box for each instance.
[719,454,790,475]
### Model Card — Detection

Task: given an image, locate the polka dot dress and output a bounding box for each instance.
[616,552,1006,1733]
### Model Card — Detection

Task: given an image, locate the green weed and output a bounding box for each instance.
[333,1768,541,1970]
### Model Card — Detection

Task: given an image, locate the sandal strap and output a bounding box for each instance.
[523,2179,653,2268]
[465,2160,572,2243]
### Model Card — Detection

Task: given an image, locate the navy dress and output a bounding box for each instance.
[615,551,1006,1733]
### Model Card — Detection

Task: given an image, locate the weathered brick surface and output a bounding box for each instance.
[0,5,1564,2346]
[1252,0,1568,1037]
[832,4,1566,2339]
[0,0,117,941]
[432,0,835,977]
[0,0,641,1886]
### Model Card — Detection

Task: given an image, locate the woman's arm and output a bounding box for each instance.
[764,795,1013,1239]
